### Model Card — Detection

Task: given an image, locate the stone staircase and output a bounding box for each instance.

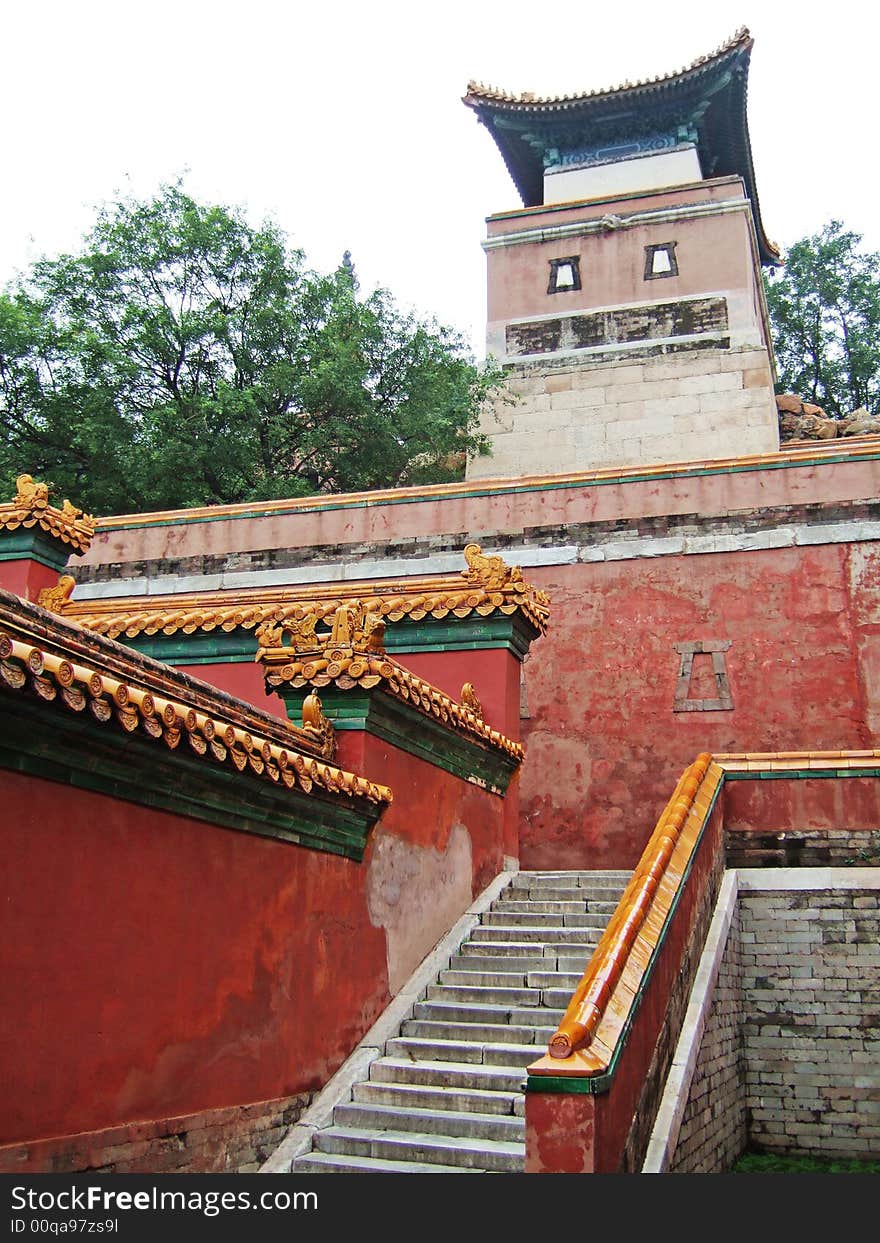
[291,870,630,1173]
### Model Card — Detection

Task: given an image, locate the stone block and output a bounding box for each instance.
[744,367,772,389]
[676,370,744,396]
[549,386,607,411]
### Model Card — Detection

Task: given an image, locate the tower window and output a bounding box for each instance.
[547,255,581,294]
[644,242,679,280]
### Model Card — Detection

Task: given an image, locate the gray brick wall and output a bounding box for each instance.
[670,914,747,1172]
[740,887,880,1158]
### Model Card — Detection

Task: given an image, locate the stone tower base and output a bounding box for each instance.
[468,344,779,480]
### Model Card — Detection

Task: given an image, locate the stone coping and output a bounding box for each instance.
[88,437,880,530]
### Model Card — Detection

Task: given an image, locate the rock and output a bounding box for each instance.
[779,411,838,441]
[776,393,804,415]
[802,402,827,418]
[779,413,803,439]
[841,416,880,437]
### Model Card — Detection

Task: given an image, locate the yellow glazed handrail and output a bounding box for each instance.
[548,753,713,1058]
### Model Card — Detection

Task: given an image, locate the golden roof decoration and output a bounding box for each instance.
[0,619,391,808]
[63,550,551,641]
[464,28,751,107]
[461,682,483,720]
[37,574,77,613]
[257,606,523,764]
[0,474,96,556]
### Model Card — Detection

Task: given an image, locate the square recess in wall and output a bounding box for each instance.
[547,255,581,294]
[644,242,679,280]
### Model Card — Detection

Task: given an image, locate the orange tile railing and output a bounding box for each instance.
[547,752,716,1059]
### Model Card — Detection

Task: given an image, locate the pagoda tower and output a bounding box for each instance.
[463,29,781,479]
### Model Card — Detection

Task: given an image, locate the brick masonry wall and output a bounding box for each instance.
[0,1093,311,1175]
[740,884,880,1158]
[669,913,747,1172]
[467,346,778,480]
[727,829,880,869]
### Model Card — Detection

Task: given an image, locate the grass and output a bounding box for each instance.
[732,1150,880,1174]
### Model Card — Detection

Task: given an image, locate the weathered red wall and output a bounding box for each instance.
[0,735,508,1152]
[177,648,522,740]
[0,557,60,603]
[724,775,880,834]
[177,660,287,718]
[402,648,522,744]
[520,543,880,868]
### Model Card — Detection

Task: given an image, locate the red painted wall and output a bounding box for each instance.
[178,648,522,741]
[520,543,880,869]
[403,648,522,743]
[0,557,61,603]
[0,736,508,1151]
[177,660,288,719]
[724,775,880,835]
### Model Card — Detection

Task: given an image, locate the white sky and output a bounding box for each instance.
[1,1,878,357]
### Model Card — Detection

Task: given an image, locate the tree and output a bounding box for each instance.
[0,186,501,514]
[764,221,880,419]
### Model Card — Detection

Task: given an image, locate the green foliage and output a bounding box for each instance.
[764,221,880,418]
[0,185,501,514]
[733,1150,880,1175]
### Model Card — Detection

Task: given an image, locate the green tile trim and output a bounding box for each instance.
[99,450,880,532]
[0,529,72,572]
[724,767,880,781]
[277,684,519,795]
[525,1074,604,1095]
[0,695,382,861]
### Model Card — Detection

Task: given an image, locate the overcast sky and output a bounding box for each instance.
[1,1,877,357]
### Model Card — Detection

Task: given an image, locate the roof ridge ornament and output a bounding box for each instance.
[463,543,523,590]
[0,474,96,556]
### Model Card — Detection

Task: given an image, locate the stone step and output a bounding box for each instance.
[439,967,582,989]
[556,955,597,973]
[423,984,541,1006]
[454,939,571,959]
[293,1150,476,1174]
[272,869,628,1175]
[480,911,607,929]
[506,889,625,907]
[526,971,582,990]
[439,968,539,987]
[313,1125,524,1172]
[369,1056,526,1093]
[414,1000,563,1027]
[333,1100,525,1143]
[510,871,630,890]
[352,1079,522,1117]
[542,987,586,1009]
[494,899,589,914]
[468,926,600,944]
[386,1036,539,1069]
[403,1019,555,1045]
